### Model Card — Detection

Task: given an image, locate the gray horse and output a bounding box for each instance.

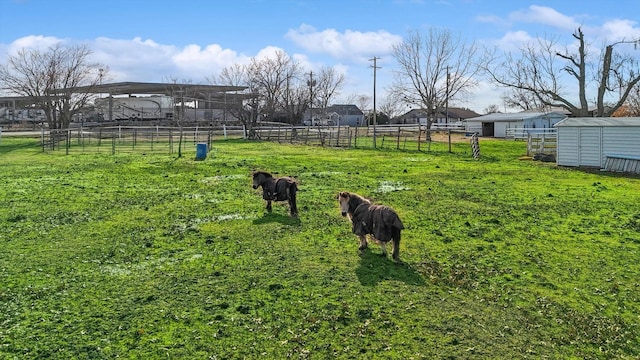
[252,171,298,217]
[337,191,404,262]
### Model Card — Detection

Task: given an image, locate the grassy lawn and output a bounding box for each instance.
[1,136,639,359]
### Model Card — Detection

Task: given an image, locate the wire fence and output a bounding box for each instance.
[39,123,475,155]
[255,123,471,152]
[44,125,245,155]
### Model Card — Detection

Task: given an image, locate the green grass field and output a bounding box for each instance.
[1,136,639,359]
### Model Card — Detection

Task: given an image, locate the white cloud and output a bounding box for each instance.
[509,5,580,31]
[0,35,62,65]
[7,35,62,54]
[285,24,403,62]
[254,45,286,61]
[491,30,535,52]
[1,35,268,84]
[599,19,640,43]
[91,37,179,82]
[466,80,506,114]
[172,43,247,78]
[475,14,507,26]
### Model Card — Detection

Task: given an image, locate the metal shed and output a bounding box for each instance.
[554,117,640,169]
[465,112,566,138]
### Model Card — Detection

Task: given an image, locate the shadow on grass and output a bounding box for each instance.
[0,139,42,154]
[355,248,426,287]
[252,212,302,226]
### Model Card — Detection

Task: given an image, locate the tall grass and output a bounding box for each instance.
[1,136,639,359]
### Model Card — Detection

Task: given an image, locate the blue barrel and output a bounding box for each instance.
[195,143,207,160]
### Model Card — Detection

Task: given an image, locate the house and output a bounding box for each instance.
[303,104,365,126]
[393,109,428,124]
[554,117,640,170]
[464,112,566,138]
[393,107,480,126]
[434,108,481,126]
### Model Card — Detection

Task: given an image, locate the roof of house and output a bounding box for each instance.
[466,111,567,122]
[397,107,479,120]
[326,104,363,115]
[398,109,428,118]
[444,107,481,119]
[554,117,640,127]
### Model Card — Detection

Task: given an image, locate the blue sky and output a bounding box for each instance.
[1,0,639,113]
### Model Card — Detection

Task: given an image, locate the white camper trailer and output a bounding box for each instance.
[95,95,174,121]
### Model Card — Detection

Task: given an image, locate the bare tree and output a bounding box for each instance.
[214,51,346,131]
[485,27,640,117]
[279,73,309,124]
[389,28,481,131]
[501,87,544,111]
[216,51,313,136]
[216,63,259,135]
[0,43,106,129]
[378,94,406,122]
[249,50,303,122]
[482,104,502,114]
[615,85,640,116]
[314,66,345,108]
[339,93,371,116]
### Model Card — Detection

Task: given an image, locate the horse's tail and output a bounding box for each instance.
[288,180,298,216]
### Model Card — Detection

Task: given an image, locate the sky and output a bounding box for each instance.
[1,0,640,114]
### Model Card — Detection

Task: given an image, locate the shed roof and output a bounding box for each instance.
[466,111,566,122]
[554,117,640,127]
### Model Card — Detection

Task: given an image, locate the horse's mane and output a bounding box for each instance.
[253,171,273,179]
[346,192,371,213]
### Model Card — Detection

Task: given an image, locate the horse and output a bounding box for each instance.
[337,191,404,262]
[252,171,298,217]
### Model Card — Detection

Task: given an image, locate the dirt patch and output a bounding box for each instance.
[428,132,472,143]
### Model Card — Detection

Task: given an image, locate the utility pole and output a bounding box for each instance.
[307,71,316,125]
[445,66,450,124]
[370,57,380,148]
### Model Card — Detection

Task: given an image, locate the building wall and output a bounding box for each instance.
[494,122,511,138]
[557,127,579,166]
[578,128,602,167]
[602,128,640,159]
[558,126,640,168]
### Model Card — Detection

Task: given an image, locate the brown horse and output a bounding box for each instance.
[252,171,298,217]
[337,191,404,262]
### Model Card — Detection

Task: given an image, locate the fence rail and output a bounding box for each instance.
[526,133,557,156]
[506,127,556,140]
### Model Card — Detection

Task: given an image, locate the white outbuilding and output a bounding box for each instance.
[464,112,566,138]
[554,117,640,171]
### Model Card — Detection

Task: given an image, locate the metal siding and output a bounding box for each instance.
[578,128,602,167]
[557,127,579,166]
[602,128,640,158]
[494,122,508,138]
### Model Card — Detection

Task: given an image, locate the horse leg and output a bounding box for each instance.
[391,228,401,262]
[288,186,298,217]
[358,235,368,251]
[266,200,272,213]
[379,241,388,257]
